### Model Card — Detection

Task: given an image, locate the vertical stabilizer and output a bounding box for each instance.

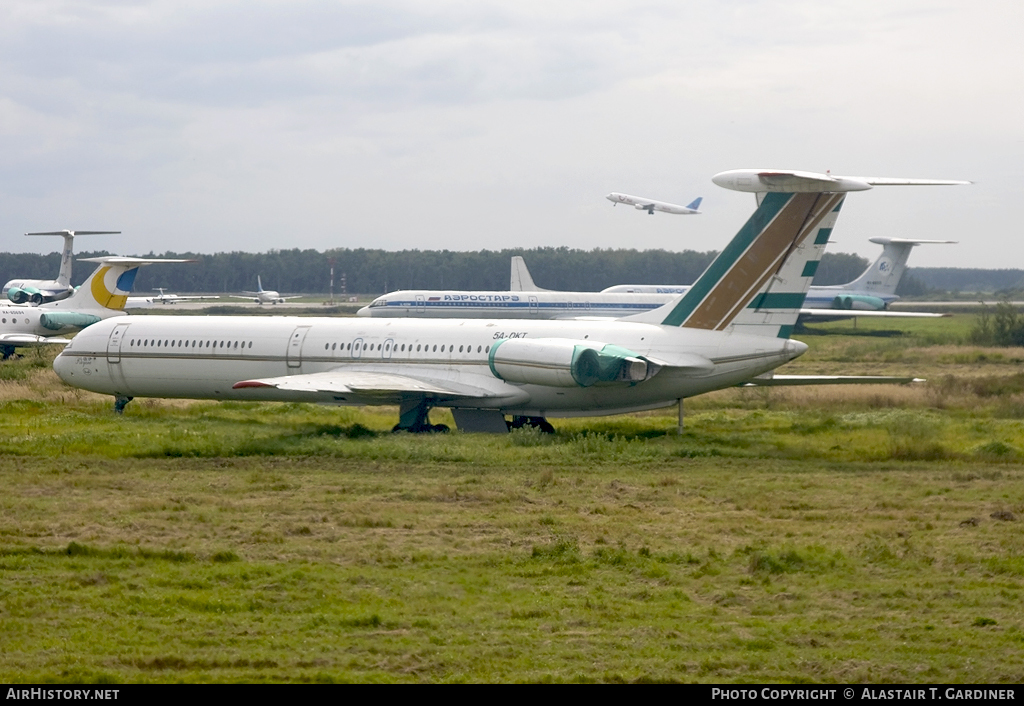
[510,257,549,292]
[49,257,192,313]
[621,191,845,338]
[843,238,956,297]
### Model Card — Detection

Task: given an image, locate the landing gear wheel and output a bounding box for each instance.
[510,416,555,434]
[113,395,134,415]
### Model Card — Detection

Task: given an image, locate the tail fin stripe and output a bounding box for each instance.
[712,192,844,330]
[660,193,795,326]
[680,192,826,329]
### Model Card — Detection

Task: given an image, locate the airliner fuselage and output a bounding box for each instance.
[54,315,804,417]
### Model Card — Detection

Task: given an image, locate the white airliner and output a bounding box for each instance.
[606,193,702,215]
[601,238,957,315]
[0,256,190,359]
[230,276,301,305]
[359,238,954,321]
[3,230,121,305]
[127,288,221,308]
[53,168,958,430]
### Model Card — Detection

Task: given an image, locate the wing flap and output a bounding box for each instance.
[233,369,532,405]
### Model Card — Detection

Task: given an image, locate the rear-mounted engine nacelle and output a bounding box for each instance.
[488,338,657,388]
[833,295,886,311]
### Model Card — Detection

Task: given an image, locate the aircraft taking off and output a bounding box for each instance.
[0,256,190,358]
[3,230,121,305]
[361,238,954,321]
[606,193,702,215]
[231,276,301,305]
[54,168,951,432]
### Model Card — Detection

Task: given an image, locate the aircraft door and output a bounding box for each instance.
[351,337,364,359]
[382,338,394,359]
[287,326,311,369]
[106,323,131,364]
[415,295,425,314]
[529,296,538,316]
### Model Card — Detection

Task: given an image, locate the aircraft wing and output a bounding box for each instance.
[232,369,530,405]
[0,333,71,346]
[741,374,924,386]
[800,308,947,319]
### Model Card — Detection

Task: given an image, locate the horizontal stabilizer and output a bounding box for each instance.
[78,257,195,265]
[867,237,957,246]
[741,374,924,386]
[800,309,947,319]
[26,231,121,236]
[713,169,969,193]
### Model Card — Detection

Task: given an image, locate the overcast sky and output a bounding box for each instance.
[1,1,1020,268]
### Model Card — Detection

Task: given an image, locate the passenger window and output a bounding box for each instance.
[234,341,238,349]
[248,342,253,348]
[432,345,437,352]
[477,346,481,353]
[332,343,336,350]
[459,345,463,352]
[485,346,490,353]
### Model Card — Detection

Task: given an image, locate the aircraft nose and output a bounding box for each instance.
[52,349,73,383]
[356,306,370,317]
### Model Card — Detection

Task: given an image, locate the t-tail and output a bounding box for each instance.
[46,257,193,313]
[621,169,969,338]
[25,230,121,287]
[842,237,956,298]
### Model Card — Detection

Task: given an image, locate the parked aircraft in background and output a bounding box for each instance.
[606,193,702,215]
[54,168,957,432]
[230,276,301,305]
[3,230,121,305]
[359,238,952,321]
[0,256,190,358]
[127,288,221,308]
[602,238,957,314]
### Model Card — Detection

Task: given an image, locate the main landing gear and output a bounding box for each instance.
[113,395,133,415]
[392,399,450,434]
[508,416,555,434]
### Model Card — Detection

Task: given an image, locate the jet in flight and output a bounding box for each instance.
[3,230,121,305]
[606,193,703,215]
[230,276,301,305]
[54,168,955,431]
[0,256,189,358]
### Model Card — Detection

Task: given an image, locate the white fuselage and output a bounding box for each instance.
[53,315,804,417]
[357,285,895,319]
[605,193,699,215]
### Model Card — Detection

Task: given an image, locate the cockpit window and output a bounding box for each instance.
[369,299,386,308]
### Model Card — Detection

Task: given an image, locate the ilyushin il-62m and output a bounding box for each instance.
[54,169,964,433]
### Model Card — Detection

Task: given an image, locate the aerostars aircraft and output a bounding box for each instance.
[0,256,190,358]
[54,168,960,432]
[358,238,955,321]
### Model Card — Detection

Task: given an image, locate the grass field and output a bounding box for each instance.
[1,315,1022,683]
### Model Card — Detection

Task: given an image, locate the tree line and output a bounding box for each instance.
[0,246,934,297]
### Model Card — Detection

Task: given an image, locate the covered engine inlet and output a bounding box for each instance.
[488,338,656,388]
